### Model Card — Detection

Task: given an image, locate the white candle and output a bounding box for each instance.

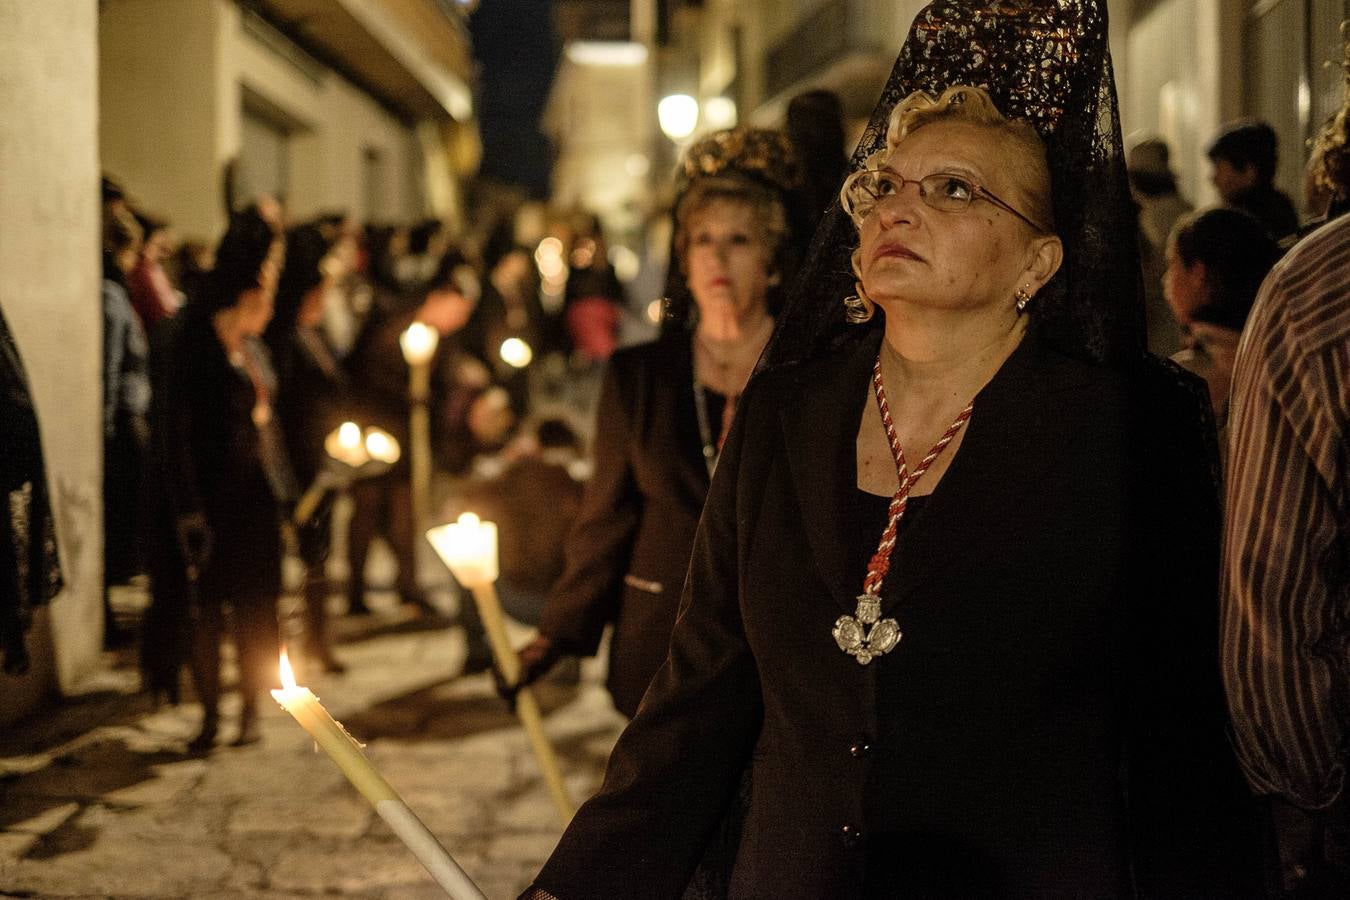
[400,321,439,366]
[426,514,576,826]
[427,513,499,588]
[363,427,400,466]
[271,650,486,899]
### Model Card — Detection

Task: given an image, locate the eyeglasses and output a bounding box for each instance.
[842,168,1049,233]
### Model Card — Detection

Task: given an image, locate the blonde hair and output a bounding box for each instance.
[840,86,1054,322]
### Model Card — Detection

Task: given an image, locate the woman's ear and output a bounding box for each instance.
[1024,234,1064,294]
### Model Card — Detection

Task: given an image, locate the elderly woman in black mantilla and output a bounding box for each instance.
[520,2,1259,898]
[501,127,804,720]
[142,206,296,752]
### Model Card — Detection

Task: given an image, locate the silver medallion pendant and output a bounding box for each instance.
[832,593,901,665]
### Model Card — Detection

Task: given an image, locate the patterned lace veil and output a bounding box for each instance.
[761,0,1143,372]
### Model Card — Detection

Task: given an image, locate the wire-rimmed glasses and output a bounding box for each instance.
[842,168,1049,233]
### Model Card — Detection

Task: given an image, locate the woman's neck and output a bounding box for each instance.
[879,303,1027,400]
[693,305,774,395]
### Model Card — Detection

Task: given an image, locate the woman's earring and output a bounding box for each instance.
[843,289,874,324]
[1014,286,1033,314]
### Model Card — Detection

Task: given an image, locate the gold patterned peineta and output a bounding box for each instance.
[680,127,804,196]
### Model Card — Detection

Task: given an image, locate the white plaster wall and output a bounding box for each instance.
[99,0,228,243]
[0,0,103,710]
[101,0,427,240]
[1123,0,1245,208]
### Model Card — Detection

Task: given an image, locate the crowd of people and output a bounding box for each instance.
[45,0,1350,895]
[96,174,634,749]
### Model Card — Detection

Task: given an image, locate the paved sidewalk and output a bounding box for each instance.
[0,602,624,898]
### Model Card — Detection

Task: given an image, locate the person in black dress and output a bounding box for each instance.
[519,2,1259,897]
[505,128,803,718]
[143,206,293,751]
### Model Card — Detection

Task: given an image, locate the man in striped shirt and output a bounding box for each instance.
[1222,211,1350,895]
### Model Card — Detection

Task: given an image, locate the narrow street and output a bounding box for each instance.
[0,583,624,898]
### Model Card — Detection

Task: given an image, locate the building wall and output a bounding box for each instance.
[100,0,429,244]
[0,0,103,723]
[100,0,229,243]
[1123,0,1245,208]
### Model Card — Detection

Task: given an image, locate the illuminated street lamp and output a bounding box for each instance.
[658,93,699,141]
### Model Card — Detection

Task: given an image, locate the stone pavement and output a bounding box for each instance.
[0,594,626,899]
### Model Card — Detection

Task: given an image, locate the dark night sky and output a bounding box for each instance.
[470,0,560,199]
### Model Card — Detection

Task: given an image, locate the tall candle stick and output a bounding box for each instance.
[271,650,486,899]
[427,514,577,826]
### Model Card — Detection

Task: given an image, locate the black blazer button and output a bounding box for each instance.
[849,739,871,758]
[840,824,863,849]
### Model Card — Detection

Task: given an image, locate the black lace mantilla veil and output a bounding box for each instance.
[1,306,64,676]
[761,0,1145,371]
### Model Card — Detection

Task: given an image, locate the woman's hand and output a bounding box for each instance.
[493,634,562,710]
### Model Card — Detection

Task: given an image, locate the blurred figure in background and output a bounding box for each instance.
[561,213,626,369]
[449,417,584,629]
[343,249,487,617]
[267,222,350,674]
[1128,136,1191,357]
[101,205,150,645]
[1207,119,1300,242]
[503,127,802,719]
[129,212,180,332]
[1163,207,1281,434]
[786,88,849,236]
[142,206,293,752]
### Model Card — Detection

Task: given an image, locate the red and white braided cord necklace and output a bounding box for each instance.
[831,354,974,664]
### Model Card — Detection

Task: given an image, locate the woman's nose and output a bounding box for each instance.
[877,191,919,228]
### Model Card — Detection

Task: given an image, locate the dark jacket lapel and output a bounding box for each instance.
[779,329,883,615]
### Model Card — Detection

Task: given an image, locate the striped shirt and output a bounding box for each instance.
[1221,213,1350,810]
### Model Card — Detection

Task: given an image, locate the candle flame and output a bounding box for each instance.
[499,337,533,368]
[364,428,400,465]
[279,647,298,691]
[338,421,361,449]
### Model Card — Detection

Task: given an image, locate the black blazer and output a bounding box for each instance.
[531,329,1258,898]
[541,334,711,717]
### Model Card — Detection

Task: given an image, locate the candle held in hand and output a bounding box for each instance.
[425,513,499,587]
[270,649,487,899]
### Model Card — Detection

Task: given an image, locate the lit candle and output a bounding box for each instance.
[363,427,400,466]
[499,337,534,369]
[324,420,370,469]
[399,321,439,367]
[427,514,576,826]
[271,650,487,899]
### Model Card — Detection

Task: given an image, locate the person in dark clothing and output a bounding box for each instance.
[450,417,584,628]
[266,223,349,673]
[786,88,850,237]
[343,250,487,616]
[0,306,63,676]
[1207,118,1301,242]
[141,206,293,752]
[1163,207,1281,430]
[519,3,1260,896]
[102,206,150,598]
[504,127,803,720]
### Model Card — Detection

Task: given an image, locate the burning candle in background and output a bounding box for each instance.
[427,513,576,826]
[271,649,486,899]
[325,420,369,469]
[363,427,400,465]
[499,337,533,369]
[401,321,439,595]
